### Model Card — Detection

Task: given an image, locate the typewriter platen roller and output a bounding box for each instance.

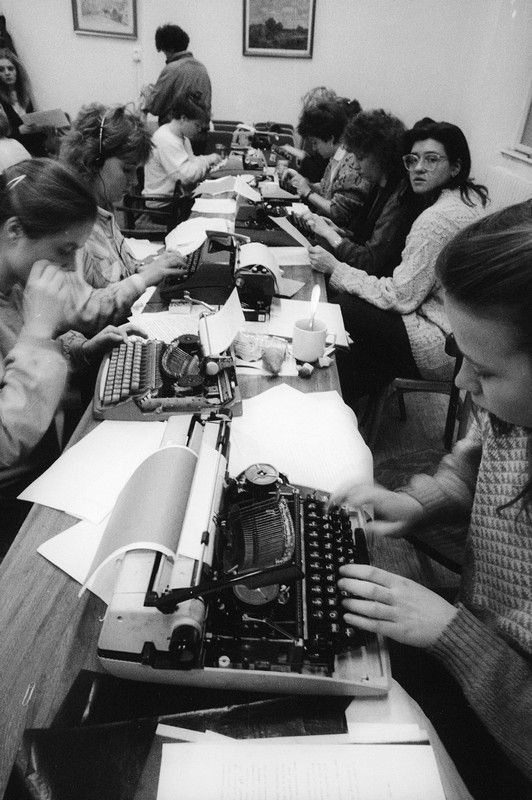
[98,446,390,696]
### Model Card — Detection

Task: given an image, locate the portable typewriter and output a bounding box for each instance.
[234,203,303,247]
[98,423,390,695]
[93,326,242,421]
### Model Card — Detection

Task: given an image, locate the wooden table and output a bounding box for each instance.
[0,237,472,800]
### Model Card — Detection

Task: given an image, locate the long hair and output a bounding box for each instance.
[60,103,152,183]
[0,47,32,109]
[0,158,97,238]
[403,119,489,207]
[436,200,532,511]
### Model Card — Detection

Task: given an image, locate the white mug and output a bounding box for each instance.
[292,318,327,363]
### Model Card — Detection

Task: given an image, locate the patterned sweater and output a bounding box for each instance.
[310,147,369,229]
[329,189,482,379]
[402,410,532,779]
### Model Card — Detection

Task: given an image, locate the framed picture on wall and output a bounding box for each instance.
[72,0,137,39]
[243,0,316,58]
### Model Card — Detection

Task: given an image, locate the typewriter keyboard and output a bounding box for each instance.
[302,497,368,649]
[99,339,163,406]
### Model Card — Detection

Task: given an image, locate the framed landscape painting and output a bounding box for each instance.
[72,0,137,39]
[243,0,316,58]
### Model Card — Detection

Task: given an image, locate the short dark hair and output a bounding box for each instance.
[343,109,406,178]
[0,157,97,238]
[297,101,347,144]
[155,24,189,53]
[403,119,488,206]
[171,91,210,125]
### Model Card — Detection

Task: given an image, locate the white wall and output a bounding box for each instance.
[0,0,531,182]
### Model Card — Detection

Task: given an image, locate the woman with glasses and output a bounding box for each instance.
[300,109,427,279]
[309,118,489,404]
[143,91,222,200]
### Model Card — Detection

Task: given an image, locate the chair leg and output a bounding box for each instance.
[364,387,389,451]
[456,391,472,441]
[395,390,407,421]
[444,383,461,450]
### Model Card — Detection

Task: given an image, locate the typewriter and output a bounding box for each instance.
[93,328,242,421]
[98,420,390,696]
[235,203,303,247]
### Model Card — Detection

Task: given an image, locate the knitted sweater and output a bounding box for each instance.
[402,410,532,779]
[329,189,482,379]
[0,284,67,493]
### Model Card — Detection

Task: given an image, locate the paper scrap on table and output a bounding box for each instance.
[229,384,372,493]
[165,216,231,255]
[156,743,446,800]
[192,197,237,215]
[124,238,163,261]
[19,421,165,524]
[244,297,348,348]
[200,288,245,355]
[129,309,203,342]
[270,214,312,248]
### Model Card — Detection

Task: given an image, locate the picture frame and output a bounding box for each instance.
[243,0,316,58]
[72,0,137,40]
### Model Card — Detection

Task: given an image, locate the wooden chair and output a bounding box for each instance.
[115,177,194,238]
[364,334,471,451]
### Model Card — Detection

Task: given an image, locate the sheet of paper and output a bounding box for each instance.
[239,241,282,283]
[271,215,312,248]
[244,298,348,348]
[196,176,236,195]
[130,285,157,315]
[129,309,203,341]
[259,182,295,200]
[20,107,69,127]
[124,238,162,261]
[165,217,231,255]
[200,288,245,355]
[19,421,165,524]
[229,385,372,493]
[271,247,310,267]
[157,743,446,800]
[38,517,108,588]
[275,276,305,298]
[192,197,237,215]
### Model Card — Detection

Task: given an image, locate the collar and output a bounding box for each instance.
[166,50,193,64]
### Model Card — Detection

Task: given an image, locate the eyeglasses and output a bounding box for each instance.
[402,153,449,171]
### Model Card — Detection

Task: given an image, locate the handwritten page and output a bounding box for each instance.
[19,421,165,524]
[229,385,372,493]
[157,743,446,800]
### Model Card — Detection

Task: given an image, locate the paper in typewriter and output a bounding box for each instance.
[80,444,198,603]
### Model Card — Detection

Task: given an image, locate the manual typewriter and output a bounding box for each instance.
[93,328,242,421]
[235,203,303,247]
[98,423,390,695]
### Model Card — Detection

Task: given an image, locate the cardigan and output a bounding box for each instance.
[402,410,532,779]
[310,147,368,229]
[329,189,482,379]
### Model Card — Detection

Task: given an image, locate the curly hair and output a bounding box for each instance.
[60,103,152,182]
[297,100,347,144]
[0,157,96,238]
[0,47,32,109]
[343,109,406,179]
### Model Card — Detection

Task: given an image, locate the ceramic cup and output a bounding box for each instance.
[292,317,327,363]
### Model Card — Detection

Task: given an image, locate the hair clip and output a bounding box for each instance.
[6,174,26,190]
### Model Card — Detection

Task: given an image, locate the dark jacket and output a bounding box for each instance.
[145,51,212,127]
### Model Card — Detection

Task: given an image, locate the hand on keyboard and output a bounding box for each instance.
[82,322,148,364]
[138,251,188,287]
[329,482,424,538]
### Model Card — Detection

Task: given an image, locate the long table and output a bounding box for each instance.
[0,210,472,798]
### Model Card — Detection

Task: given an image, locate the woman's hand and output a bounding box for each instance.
[286,170,311,197]
[138,251,187,287]
[307,245,340,275]
[22,261,89,339]
[303,214,344,244]
[338,564,457,648]
[330,481,424,538]
[207,153,223,169]
[81,323,147,363]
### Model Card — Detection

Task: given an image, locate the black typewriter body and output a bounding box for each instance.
[235,203,302,247]
[158,235,235,307]
[93,335,242,420]
[200,467,369,678]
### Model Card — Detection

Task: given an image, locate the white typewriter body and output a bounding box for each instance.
[98,417,390,696]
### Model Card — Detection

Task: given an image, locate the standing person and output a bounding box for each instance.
[332,201,532,799]
[309,120,488,400]
[143,91,221,200]
[0,47,47,156]
[142,24,212,154]
[0,159,141,548]
[60,103,186,331]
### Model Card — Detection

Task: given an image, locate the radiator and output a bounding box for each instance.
[485,165,532,211]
